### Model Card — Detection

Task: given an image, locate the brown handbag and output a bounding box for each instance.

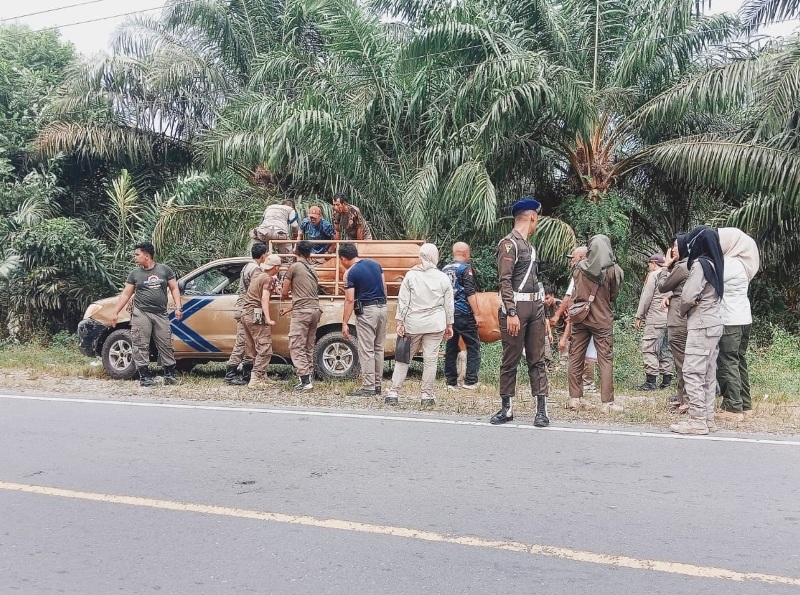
[567,281,599,324]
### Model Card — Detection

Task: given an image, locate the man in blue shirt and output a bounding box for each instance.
[442,242,483,390]
[297,205,336,254]
[339,243,387,397]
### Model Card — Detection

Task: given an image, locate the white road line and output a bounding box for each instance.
[1,393,799,446]
[1,480,798,587]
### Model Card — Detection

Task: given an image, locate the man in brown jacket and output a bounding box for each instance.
[634,253,673,390]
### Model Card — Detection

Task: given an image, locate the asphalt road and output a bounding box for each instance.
[1,392,799,594]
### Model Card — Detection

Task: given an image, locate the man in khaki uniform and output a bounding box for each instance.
[224,243,268,385]
[243,254,281,388]
[634,253,674,390]
[332,193,373,241]
[658,239,690,409]
[491,198,549,428]
[250,199,299,253]
[280,241,322,392]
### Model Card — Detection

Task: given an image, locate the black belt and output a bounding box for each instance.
[360,298,387,307]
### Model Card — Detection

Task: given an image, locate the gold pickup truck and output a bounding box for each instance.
[77,243,502,381]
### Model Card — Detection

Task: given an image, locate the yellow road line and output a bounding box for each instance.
[2,481,798,586]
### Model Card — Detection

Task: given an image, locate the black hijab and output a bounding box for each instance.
[677,225,724,298]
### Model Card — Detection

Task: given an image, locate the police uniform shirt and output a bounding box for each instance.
[497,229,538,312]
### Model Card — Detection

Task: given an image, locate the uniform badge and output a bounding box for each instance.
[504,243,513,253]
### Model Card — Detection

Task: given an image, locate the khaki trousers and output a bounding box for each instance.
[243,315,273,379]
[568,324,614,402]
[250,227,292,254]
[227,317,253,367]
[355,305,387,389]
[289,309,321,377]
[131,308,176,368]
[390,331,445,396]
[667,325,687,403]
[683,325,722,420]
[642,324,673,375]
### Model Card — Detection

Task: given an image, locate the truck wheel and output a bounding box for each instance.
[101,329,138,380]
[314,332,359,380]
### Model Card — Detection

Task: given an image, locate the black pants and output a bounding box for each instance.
[445,314,482,386]
[499,300,548,398]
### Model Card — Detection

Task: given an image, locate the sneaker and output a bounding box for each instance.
[567,398,594,410]
[743,409,754,418]
[716,410,745,422]
[670,418,709,435]
[461,383,480,390]
[583,382,597,393]
[348,387,376,397]
[446,384,461,391]
[420,395,436,406]
[248,377,270,389]
[384,391,399,406]
[292,381,313,392]
[706,420,719,433]
[599,402,624,413]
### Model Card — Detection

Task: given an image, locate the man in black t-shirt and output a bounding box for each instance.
[110,241,183,387]
[339,243,387,396]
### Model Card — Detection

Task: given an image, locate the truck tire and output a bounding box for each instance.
[314,331,359,381]
[101,329,138,380]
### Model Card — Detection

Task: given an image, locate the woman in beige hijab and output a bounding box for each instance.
[716,228,760,421]
[386,244,454,406]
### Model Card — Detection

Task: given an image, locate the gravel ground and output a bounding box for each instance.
[2,366,798,435]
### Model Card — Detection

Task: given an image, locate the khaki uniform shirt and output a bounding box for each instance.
[496,229,538,312]
[635,269,669,327]
[570,267,621,329]
[242,270,276,316]
[335,205,373,240]
[679,262,722,330]
[656,259,689,328]
[286,260,320,311]
[257,204,299,236]
[234,261,261,316]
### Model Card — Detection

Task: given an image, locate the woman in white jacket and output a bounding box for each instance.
[716,228,760,421]
[385,244,454,406]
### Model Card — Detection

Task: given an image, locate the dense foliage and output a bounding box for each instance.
[1,0,799,338]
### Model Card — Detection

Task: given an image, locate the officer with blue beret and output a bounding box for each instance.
[491,198,550,427]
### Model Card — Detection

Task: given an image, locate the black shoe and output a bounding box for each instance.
[534,395,550,428]
[348,387,376,397]
[241,362,253,383]
[636,374,658,391]
[659,374,673,389]
[163,364,178,385]
[384,395,398,405]
[490,407,513,424]
[375,385,382,395]
[138,366,156,388]
[224,364,247,386]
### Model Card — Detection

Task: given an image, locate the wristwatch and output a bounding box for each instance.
[507,307,517,317]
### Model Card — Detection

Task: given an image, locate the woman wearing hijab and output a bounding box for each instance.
[716,228,760,421]
[567,234,625,413]
[385,243,454,407]
[670,226,724,435]
[658,235,690,413]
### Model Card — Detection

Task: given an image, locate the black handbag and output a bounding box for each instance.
[395,334,412,364]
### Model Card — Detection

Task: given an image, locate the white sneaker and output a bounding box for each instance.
[567,398,594,410]
[446,384,461,391]
[461,383,480,390]
[599,402,624,413]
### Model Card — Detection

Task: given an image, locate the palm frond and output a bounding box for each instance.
[533,216,578,264]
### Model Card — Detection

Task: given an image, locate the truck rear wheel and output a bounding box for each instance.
[101,329,138,380]
[314,332,359,381]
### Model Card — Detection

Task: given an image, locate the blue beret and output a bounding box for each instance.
[511,198,542,216]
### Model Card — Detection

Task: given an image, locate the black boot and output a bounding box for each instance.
[490,396,513,425]
[138,366,155,387]
[636,374,658,391]
[534,395,550,428]
[659,374,673,389]
[225,364,247,386]
[163,364,178,385]
[241,362,253,383]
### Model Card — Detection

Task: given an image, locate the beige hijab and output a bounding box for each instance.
[413,243,439,272]
[578,234,623,286]
[718,227,760,280]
